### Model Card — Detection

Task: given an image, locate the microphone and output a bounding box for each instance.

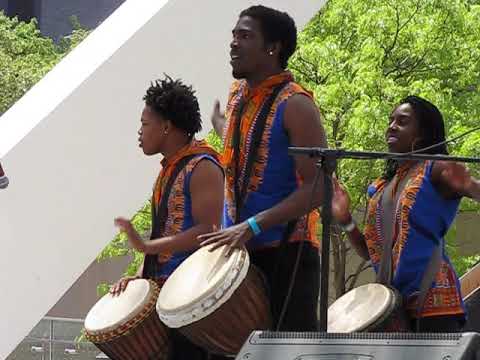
[0,162,9,189]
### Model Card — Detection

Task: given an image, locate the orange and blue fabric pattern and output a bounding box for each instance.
[364,161,465,319]
[222,71,320,250]
[143,140,221,281]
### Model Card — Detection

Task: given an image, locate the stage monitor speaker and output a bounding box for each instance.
[234,331,480,360]
[465,288,480,332]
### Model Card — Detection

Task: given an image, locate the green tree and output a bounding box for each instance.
[0,12,90,114]
[290,0,480,298]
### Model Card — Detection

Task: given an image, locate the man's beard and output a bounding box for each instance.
[232,68,247,79]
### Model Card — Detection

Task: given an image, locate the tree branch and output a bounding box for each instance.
[382,0,422,66]
[346,260,372,291]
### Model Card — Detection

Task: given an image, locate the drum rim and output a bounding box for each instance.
[156,245,244,311]
[327,283,396,333]
[364,286,403,332]
[156,247,250,328]
[84,279,160,341]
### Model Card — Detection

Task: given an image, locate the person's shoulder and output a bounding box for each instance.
[188,153,222,175]
[366,178,387,198]
[281,79,315,108]
[286,81,313,96]
[278,80,313,101]
[189,156,224,191]
[283,91,318,120]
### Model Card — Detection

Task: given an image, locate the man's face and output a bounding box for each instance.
[230,16,272,79]
[138,105,168,155]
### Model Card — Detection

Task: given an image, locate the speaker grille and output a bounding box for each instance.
[465,288,480,332]
[258,331,462,341]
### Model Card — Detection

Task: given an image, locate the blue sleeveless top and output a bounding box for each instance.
[222,74,319,250]
[365,161,465,318]
[144,153,221,281]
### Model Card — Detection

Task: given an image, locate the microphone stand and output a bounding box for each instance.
[288,147,480,332]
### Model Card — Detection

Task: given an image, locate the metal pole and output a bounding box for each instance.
[318,156,336,331]
[49,319,53,360]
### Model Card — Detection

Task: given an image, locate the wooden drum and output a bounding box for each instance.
[156,245,271,355]
[328,283,409,333]
[84,279,170,360]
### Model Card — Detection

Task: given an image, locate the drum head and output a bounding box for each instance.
[85,279,152,334]
[328,283,394,332]
[156,245,249,328]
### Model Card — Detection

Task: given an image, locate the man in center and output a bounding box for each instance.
[200,5,327,331]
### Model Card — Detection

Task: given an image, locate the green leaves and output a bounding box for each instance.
[205,129,223,153]
[292,0,480,213]
[0,12,90,114]
[291,0,480,291]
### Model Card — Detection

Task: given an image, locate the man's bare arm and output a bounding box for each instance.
[255,94,327,231]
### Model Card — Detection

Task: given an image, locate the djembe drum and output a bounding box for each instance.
[328,283,409,332]
[84,279,170,360]
[156,245,271,355]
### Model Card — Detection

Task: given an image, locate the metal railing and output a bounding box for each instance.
[6,317,106,360]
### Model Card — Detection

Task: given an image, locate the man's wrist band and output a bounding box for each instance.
[339,219,356,232]
[247,216,262,236]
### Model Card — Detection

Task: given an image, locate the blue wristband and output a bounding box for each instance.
[247,217,262,236]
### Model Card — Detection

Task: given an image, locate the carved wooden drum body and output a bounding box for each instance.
[85,279,169,360]
[157,245,271,355]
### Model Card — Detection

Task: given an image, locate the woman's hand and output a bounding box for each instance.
[332,178,352,224]
[433,161,480,201]
[440,162,473,196]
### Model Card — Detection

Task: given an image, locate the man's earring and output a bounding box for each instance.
[268,51,274,56]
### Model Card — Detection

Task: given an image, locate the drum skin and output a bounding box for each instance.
[85,279,170,360]
[179,265,271,355]
[328,283,409,333]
